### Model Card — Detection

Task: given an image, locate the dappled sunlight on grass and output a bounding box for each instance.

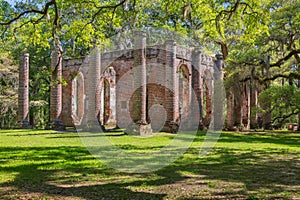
[0,129,299,199]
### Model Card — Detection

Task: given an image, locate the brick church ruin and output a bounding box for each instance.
[18,31,224,134]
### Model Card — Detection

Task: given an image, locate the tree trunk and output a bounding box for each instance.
[234,87,242,128]
[246,81,251,130]
[298,66,300,131]
[250,80,258,129]
[290,50,300,131]
[226,90,234,130]
[240,82,248,130]
[263,56,272,130]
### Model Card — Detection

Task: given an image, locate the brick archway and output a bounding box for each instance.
[99,66,116,128]
[71,71,85,125]
[178,64,191,119]
[58,36,223,132]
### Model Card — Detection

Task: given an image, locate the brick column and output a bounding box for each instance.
[192,47,203,129]
[50,48,64,130]
[165,40,179,132]
[86,47,101,129]
[205,83,212,121]
[132,31,147,123]
[213,54,224,130]
[204,67,213,126]
[125,31,152,135]
[18,53,30,128]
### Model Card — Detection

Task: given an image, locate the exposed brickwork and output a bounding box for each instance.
[165,40,179,126]
[192,48,204,129]
[61,66,84,127]
[132,31,147,124]
[56,35,222,133]
[18,53,30,128]
[99,67,116,126]
[61,69,73,126]
[147,83,173,132]
[50,49,65,130]
[87,48,101,129]
[212,54,224,130]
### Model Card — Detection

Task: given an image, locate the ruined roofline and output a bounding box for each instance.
[62,44,216,69]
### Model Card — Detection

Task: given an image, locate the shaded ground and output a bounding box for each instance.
[0,130,299,200]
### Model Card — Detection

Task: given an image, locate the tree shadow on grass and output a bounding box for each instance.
[156,147,300,199]
[0,132,299,199]
[0,146,167,199]
[218,132,300,147]
[47,132,127,139]
[191,131,300,148]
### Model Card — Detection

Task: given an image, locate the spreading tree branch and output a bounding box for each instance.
[272,109,300,124]
[270,49,300,67]
[0,0,56,26]
[84,0,127,26]
[240,72,300,83]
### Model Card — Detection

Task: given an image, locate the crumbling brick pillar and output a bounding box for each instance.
[192,47,203,129]
[18,53,30,128]
[50,48,64,130]
[213,54,224,130]
[165,40,179,132]
[132,31,147,123]
[61,73,72,126]
[205,79,212,124]
[125,31,152,135]
[86,47,101,129]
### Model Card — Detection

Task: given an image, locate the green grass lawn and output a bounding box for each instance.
[0,129,299,200]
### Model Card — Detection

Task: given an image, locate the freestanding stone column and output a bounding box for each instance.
[86,47,101,130]
[18,53,30,128]
[50,48,64,130]
[126,31,152,135]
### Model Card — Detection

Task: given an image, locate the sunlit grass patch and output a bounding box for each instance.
[0,129,299,199]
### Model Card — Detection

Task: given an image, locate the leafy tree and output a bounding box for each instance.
[0,0,131,128]
[259,84,300,127]
[0,53,18,128]
[0,0,299,129]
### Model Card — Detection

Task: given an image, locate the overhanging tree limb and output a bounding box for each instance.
[272,109,300,124]
[240,72,300,83]
[0,0,56,26]
[270,49,300,67]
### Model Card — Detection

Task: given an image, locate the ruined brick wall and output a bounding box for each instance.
[62,69,73,126]
[61,58,85,127]
[62,65,81,126]
[60,42,219,132]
